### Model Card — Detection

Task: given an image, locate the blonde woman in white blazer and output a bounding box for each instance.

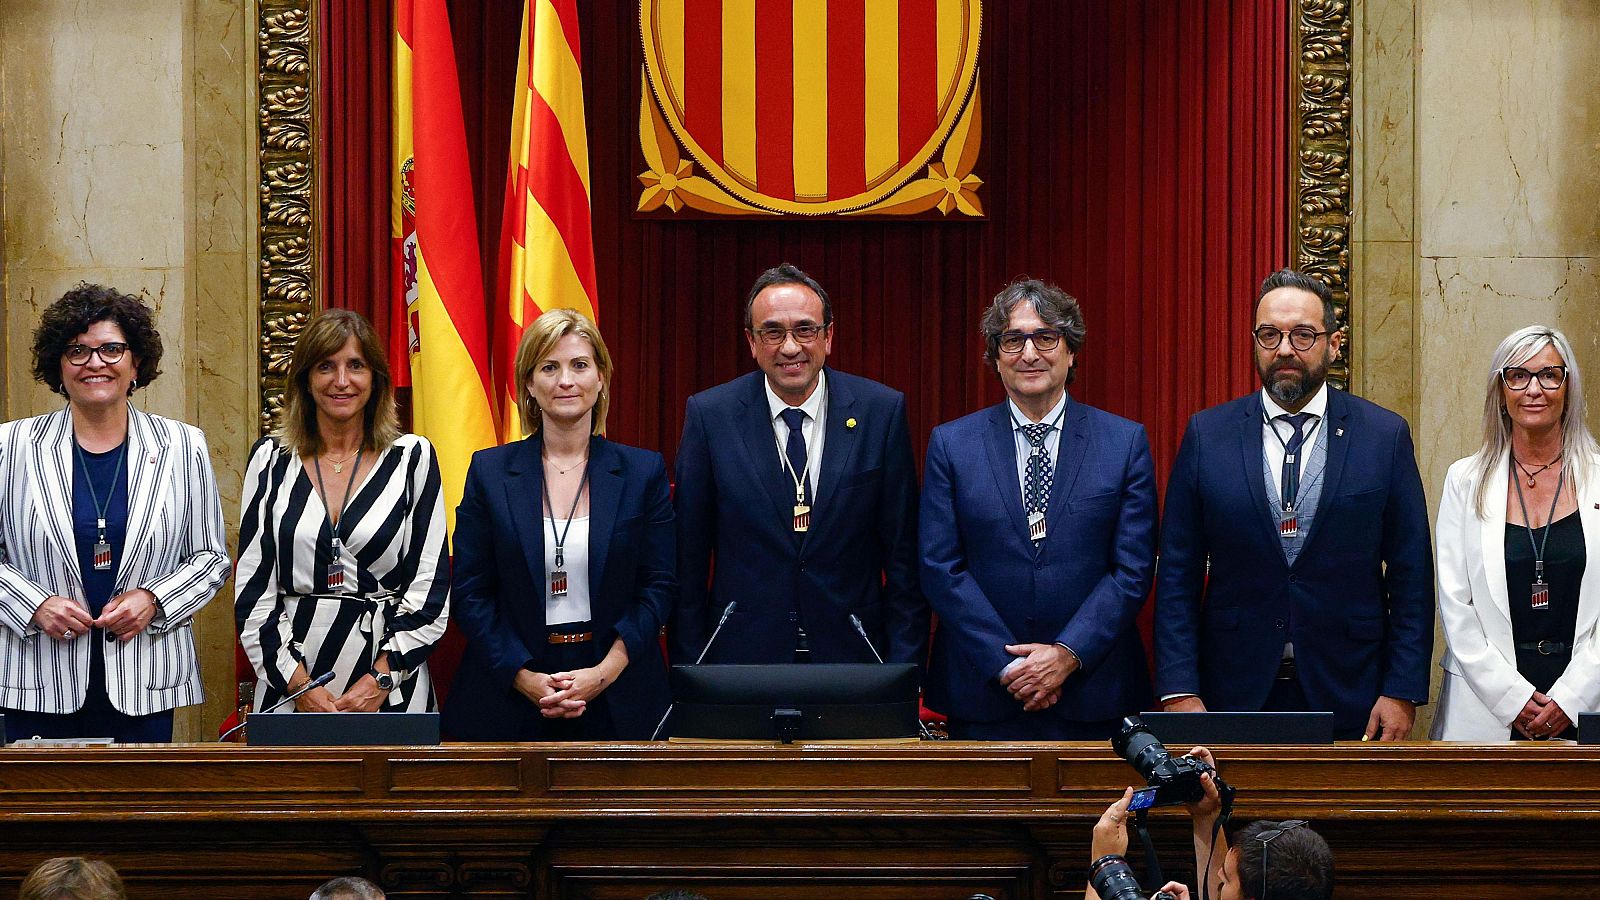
[0,285,228,742]
[1433,325,1600,741]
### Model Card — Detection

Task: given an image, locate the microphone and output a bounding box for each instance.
[849,614,933,740]
[650,601,738,741]
[218,671,337,742]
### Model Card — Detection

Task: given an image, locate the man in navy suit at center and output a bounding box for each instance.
[921,278,1158,740]
[670,264,926,668]
[1153,268,1434,741]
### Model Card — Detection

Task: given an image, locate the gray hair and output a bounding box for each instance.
[310,877,385,900]
[1471,325,1599,518]
[980,279,1086,380]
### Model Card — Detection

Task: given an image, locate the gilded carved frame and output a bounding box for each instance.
[253,0,1354,430]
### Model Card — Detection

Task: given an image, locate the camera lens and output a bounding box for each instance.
[1088,854,1148,900]
[1111,716,1172,782]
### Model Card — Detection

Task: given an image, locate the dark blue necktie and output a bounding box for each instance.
[1020,422,1053,544]
[780,407,811,502]
[1278,413,1314,510]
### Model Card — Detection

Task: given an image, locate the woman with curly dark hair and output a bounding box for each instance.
[0,284,229,742]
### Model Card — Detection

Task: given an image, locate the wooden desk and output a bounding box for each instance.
[0,742,1593,898]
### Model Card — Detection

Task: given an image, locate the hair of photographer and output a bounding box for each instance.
[1227,820,1334,900]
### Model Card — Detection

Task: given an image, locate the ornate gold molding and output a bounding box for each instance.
[1290,0,1353,390]
[256,0,316,435]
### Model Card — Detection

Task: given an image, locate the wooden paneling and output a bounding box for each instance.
[0,743,1596,897]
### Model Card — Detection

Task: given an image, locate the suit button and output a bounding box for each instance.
[1288,575,1298,584]
[1274,619,1286,630]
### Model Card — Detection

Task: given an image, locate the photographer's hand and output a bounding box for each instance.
[1362,695,1416,741]
[1182,746,1221,822]
[1182,746,1227,900]
[1154,883,1191,900]
[1091,787,1135,862]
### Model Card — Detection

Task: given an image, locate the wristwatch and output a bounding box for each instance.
[370,667,397,691]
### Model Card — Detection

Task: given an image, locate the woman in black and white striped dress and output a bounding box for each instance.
[236,309,449,714]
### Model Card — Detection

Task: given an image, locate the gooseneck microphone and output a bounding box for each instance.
[649,601,738,741]
[849,614,934,740]
[218,670,337,742]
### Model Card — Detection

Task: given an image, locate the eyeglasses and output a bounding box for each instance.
[997,329,1063,354]
[1501,365,1568,391]
[1254,326,1328,352]
[1256,819,1308,900]
[750,324,828,345]
[63,342,130,366]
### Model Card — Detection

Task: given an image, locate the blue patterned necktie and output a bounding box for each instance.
[780,407,811,502]
[1021,422,1053,544]
[1278,412,1314,510]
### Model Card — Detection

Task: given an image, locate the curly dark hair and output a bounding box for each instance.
[31,284,163,395]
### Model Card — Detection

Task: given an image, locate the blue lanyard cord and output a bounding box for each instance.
[73,438,128,533]
[1511,457,1566,576]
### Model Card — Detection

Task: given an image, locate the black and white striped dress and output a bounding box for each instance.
[235,434,450,712]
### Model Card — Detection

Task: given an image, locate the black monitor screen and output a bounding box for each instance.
[669,663,921,742]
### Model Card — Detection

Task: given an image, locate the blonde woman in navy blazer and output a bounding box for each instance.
[0,285,228,742]
[444,309,673,741]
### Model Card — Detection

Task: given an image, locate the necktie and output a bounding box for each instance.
[780,407,811,502]
[1278,413,1314,510]
[1021,422,1053,543]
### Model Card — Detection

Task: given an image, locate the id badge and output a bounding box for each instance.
[1028,510,1047,541]
[793,503,811,533]
[1279,511,1299,538]
[550,570,569,596]
[327,538,348,592]
[1532,581,1550,610]
[92,540,113,571]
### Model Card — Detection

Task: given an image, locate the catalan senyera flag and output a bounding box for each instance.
[495,0,599,442]
[393,0,499,532]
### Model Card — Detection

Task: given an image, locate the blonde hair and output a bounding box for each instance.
[276,309,402,457]
[20,857,126,900]
[513,309,613,437]
[1471,325,1600,517]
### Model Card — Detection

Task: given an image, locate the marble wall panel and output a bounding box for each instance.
[1355,0,1416,244]
[1416,0,1600,258]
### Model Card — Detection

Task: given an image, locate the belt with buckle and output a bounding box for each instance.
[1515,640,1569,656]
[547,631,593,645]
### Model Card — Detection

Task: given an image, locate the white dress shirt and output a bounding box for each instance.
[544,516,592,625]
[1009,393,1068,499]
[1260,383,1329,493]
[765,369,828,497]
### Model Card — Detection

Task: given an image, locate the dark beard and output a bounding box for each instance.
[1261,360,1327,408]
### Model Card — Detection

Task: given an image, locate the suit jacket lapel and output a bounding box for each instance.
[1479,452,1513,634]
[121,406,170,577]
[1296,390,1352,563]
[505,437,547,616]
[586,437,623,599]
[736,374,794,524]
[801,372,859,552]
[1045,398,1089,536]
[1237,399,1282,560]
[32,408,82,596]
[983,404,1031,545]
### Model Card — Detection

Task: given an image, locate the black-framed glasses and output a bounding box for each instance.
[63,342,129,366]
[1254,326,1328,352]
[1256,819,1308,899]
[750,324,828,345]
[1501,365,1567,391]
[997,329,1063,354]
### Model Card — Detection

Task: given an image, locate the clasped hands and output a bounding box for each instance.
[1516,691,1570,740]
[32,591,158,644]
[515,665,616,719]
[1000,642,1079,712]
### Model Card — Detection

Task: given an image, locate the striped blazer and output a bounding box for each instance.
[0,405,230,716]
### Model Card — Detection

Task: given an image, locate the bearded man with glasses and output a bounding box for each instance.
[920,278,1158,740]
[669,264,926,674]
[1154,269,1434,742]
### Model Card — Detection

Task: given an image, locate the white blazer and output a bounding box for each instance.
[0,405,229,716]
[1431,450,1600,740]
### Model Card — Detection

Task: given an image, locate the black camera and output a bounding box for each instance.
[1111,715,1235,808]
[1088,855,1176,900]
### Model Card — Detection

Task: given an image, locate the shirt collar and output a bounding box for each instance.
[1260,381,1330,421]
[766,368,828,422]
[1008,391,1069,432]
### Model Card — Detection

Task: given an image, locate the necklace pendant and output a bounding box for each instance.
[333,461,344,474]
[1529,477,1537,488]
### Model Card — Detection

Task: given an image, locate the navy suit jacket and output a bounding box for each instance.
[442,435,673,740]
[1153,390,1435,733]
[920,398,1157,725]
[670,369,927,668]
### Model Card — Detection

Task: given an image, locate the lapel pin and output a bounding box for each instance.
[1335,428,1344,437]
[845,417,857,429]
[148,455,157,464]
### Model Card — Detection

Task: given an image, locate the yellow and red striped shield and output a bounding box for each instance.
[639,0,983,217]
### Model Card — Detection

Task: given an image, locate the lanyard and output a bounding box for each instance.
[1261,408,1322,510]
[1009,399,1069,461]
[313,447,363,552]
[543,454,591,572]
[776,380,826,506]
[74,439,128,570]
[1511,459,1565,586]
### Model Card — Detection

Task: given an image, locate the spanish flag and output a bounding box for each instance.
[393,0,498,532]
[495,0,599,442]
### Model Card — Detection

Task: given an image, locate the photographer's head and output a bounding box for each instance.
[1220,820,1333,900]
